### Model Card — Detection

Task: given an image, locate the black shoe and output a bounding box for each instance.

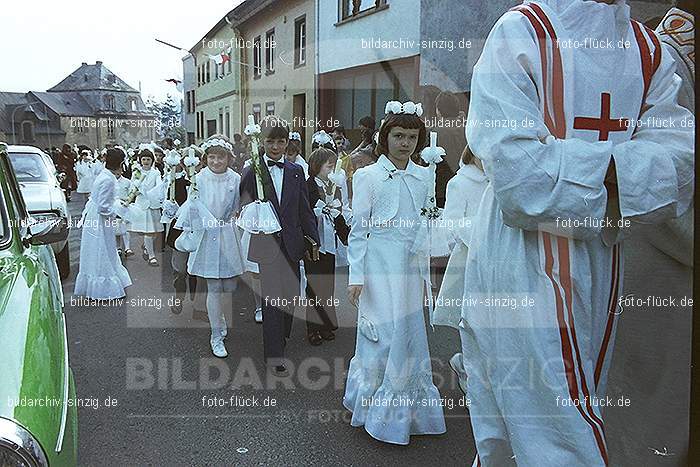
[308,332,323,346]
[271,365,289,377]
[320,330,335,341]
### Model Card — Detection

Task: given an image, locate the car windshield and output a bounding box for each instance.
[8,152,50,183]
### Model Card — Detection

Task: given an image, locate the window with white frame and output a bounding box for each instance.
[295,16,306,67]
[253,36,262,78]
[265,29,275,74]
[252,104,261,123]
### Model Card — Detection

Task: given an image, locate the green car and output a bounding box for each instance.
[0,142,77,466]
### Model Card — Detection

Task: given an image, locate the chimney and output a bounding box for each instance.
[96,61,103,65]
[81,62,87,66]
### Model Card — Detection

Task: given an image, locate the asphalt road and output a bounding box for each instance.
[62,195,475,466]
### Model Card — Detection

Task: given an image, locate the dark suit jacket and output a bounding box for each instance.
[240,159,319,264]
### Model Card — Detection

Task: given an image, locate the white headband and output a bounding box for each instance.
[312,130,336,149]
[201,138,233,153]
[289,132,302,141]
[138,142,157,154]
[385,101,424,117]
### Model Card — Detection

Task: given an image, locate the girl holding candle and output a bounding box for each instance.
[75,150,95,198]
[344,101,446,445]
[311,130,352,267]
[304,147,350,345]
[175,135,245,358]
[128,148,163,266]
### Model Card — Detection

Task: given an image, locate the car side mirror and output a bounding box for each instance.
[27,217,69,246]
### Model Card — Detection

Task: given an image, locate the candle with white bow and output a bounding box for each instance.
[329,156,344,200]
[412,130,450,257]
[181,146,201,199]
[246,114,265,201]
[428,132,438,204]
[237,115,282,234]
[163,149,182,202]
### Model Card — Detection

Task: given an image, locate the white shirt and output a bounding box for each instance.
[263,154,284,203]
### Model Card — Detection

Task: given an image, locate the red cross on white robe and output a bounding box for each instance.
[573,93,629,141]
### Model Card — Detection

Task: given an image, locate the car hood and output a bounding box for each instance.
[18,182,58,213]
[0,253,64,451]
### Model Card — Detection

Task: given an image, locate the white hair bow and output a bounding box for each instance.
[385,101,424,117]
[312,130,336,149]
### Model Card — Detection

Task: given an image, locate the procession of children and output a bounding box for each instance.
[70,1,694,461]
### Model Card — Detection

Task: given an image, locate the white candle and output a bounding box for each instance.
[334,157,343,173]
[248,114,255,126]
[428,133,438,204]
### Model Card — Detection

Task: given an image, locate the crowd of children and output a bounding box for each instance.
[70,98,486,444]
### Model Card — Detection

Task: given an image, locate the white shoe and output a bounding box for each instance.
[210,335,228,358]
[449,353,468,395]
[255,308,263,323]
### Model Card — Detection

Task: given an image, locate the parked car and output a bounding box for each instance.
[0,142,78,466]
[7,145,71,280]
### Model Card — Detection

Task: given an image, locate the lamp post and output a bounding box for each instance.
[11,101,41,144]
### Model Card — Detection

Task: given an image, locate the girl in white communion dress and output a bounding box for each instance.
[344,102,447,445]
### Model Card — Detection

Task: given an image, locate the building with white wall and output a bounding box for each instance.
[317,0,421,140]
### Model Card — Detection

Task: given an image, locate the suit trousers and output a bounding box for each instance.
[259,250,301,365]
[304,252,338,334]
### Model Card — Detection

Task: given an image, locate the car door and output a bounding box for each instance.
[0,151,75,463]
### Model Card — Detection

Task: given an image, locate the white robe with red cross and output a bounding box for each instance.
[462,1,694,466]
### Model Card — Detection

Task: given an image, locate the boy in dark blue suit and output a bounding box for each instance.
[240,116,319,376]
